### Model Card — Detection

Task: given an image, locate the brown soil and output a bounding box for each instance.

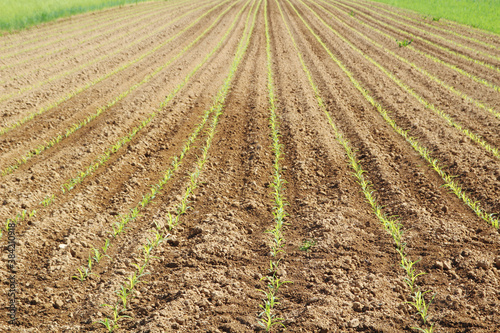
[1,0,499,332]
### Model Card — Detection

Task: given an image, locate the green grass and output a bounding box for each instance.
[0,0,153,32]
[369,0,500,35]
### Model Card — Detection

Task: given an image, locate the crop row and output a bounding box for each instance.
[278,0,436,330]
[0,0,218,138]
[71,0,251,280]
[319,0,500,94]
[303,0,500,160]
[0,0,240,241]
[0,0,197,85]
[331,0,500,74]
[0,0,235,177]
[95,2,259,330]
[258,0,290,330]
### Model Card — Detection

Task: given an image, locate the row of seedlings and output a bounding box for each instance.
[0,0,168,53]
[0,1,164,61]
[318,0,500,94]
[0,0,243,242]
[277,0,437,330]
[95,1,261,330]
[71,0,255,280]
[0,0,206,85]
[351,0,500,51]
[332,0,500,73]
[0,0,225,104]
[257,0,291,330]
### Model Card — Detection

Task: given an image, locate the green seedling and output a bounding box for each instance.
[72,266,92,281]
[115,286,133,310]
[40,194,55,207]
[95,304,131,332]
[102,239,111,254]
[397,39,413,47]
[299,239,316,252]
[92,247,110,264]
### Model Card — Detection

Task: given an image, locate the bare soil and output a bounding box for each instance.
[0,0,499,332]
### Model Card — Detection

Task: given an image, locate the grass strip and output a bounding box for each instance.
[284,0,500,230]
[71,0,254,279]
[279,0,436,330]
[0,0,235,177]
[257,0,291,330]
[303,0,500,159]
[0,0,218,138]
[318,0,500,94]
[95,1,260,330]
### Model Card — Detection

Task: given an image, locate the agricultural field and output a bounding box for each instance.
[0,0,499,331]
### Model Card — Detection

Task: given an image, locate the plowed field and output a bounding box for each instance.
[1,0,499,332]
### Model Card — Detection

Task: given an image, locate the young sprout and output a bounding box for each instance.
[299,239,316,252]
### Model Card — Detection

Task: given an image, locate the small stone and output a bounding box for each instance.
[316,170,325,177]
[443,261,452,270]
[435,261,443,269]
[59,244,67,249]
[350,318,360,328]
[478,260,490,270]
[53,299,64,309]
[353,302,364,312]
[494,257,500,269]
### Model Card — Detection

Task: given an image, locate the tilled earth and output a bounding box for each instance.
[0,0,499,332]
